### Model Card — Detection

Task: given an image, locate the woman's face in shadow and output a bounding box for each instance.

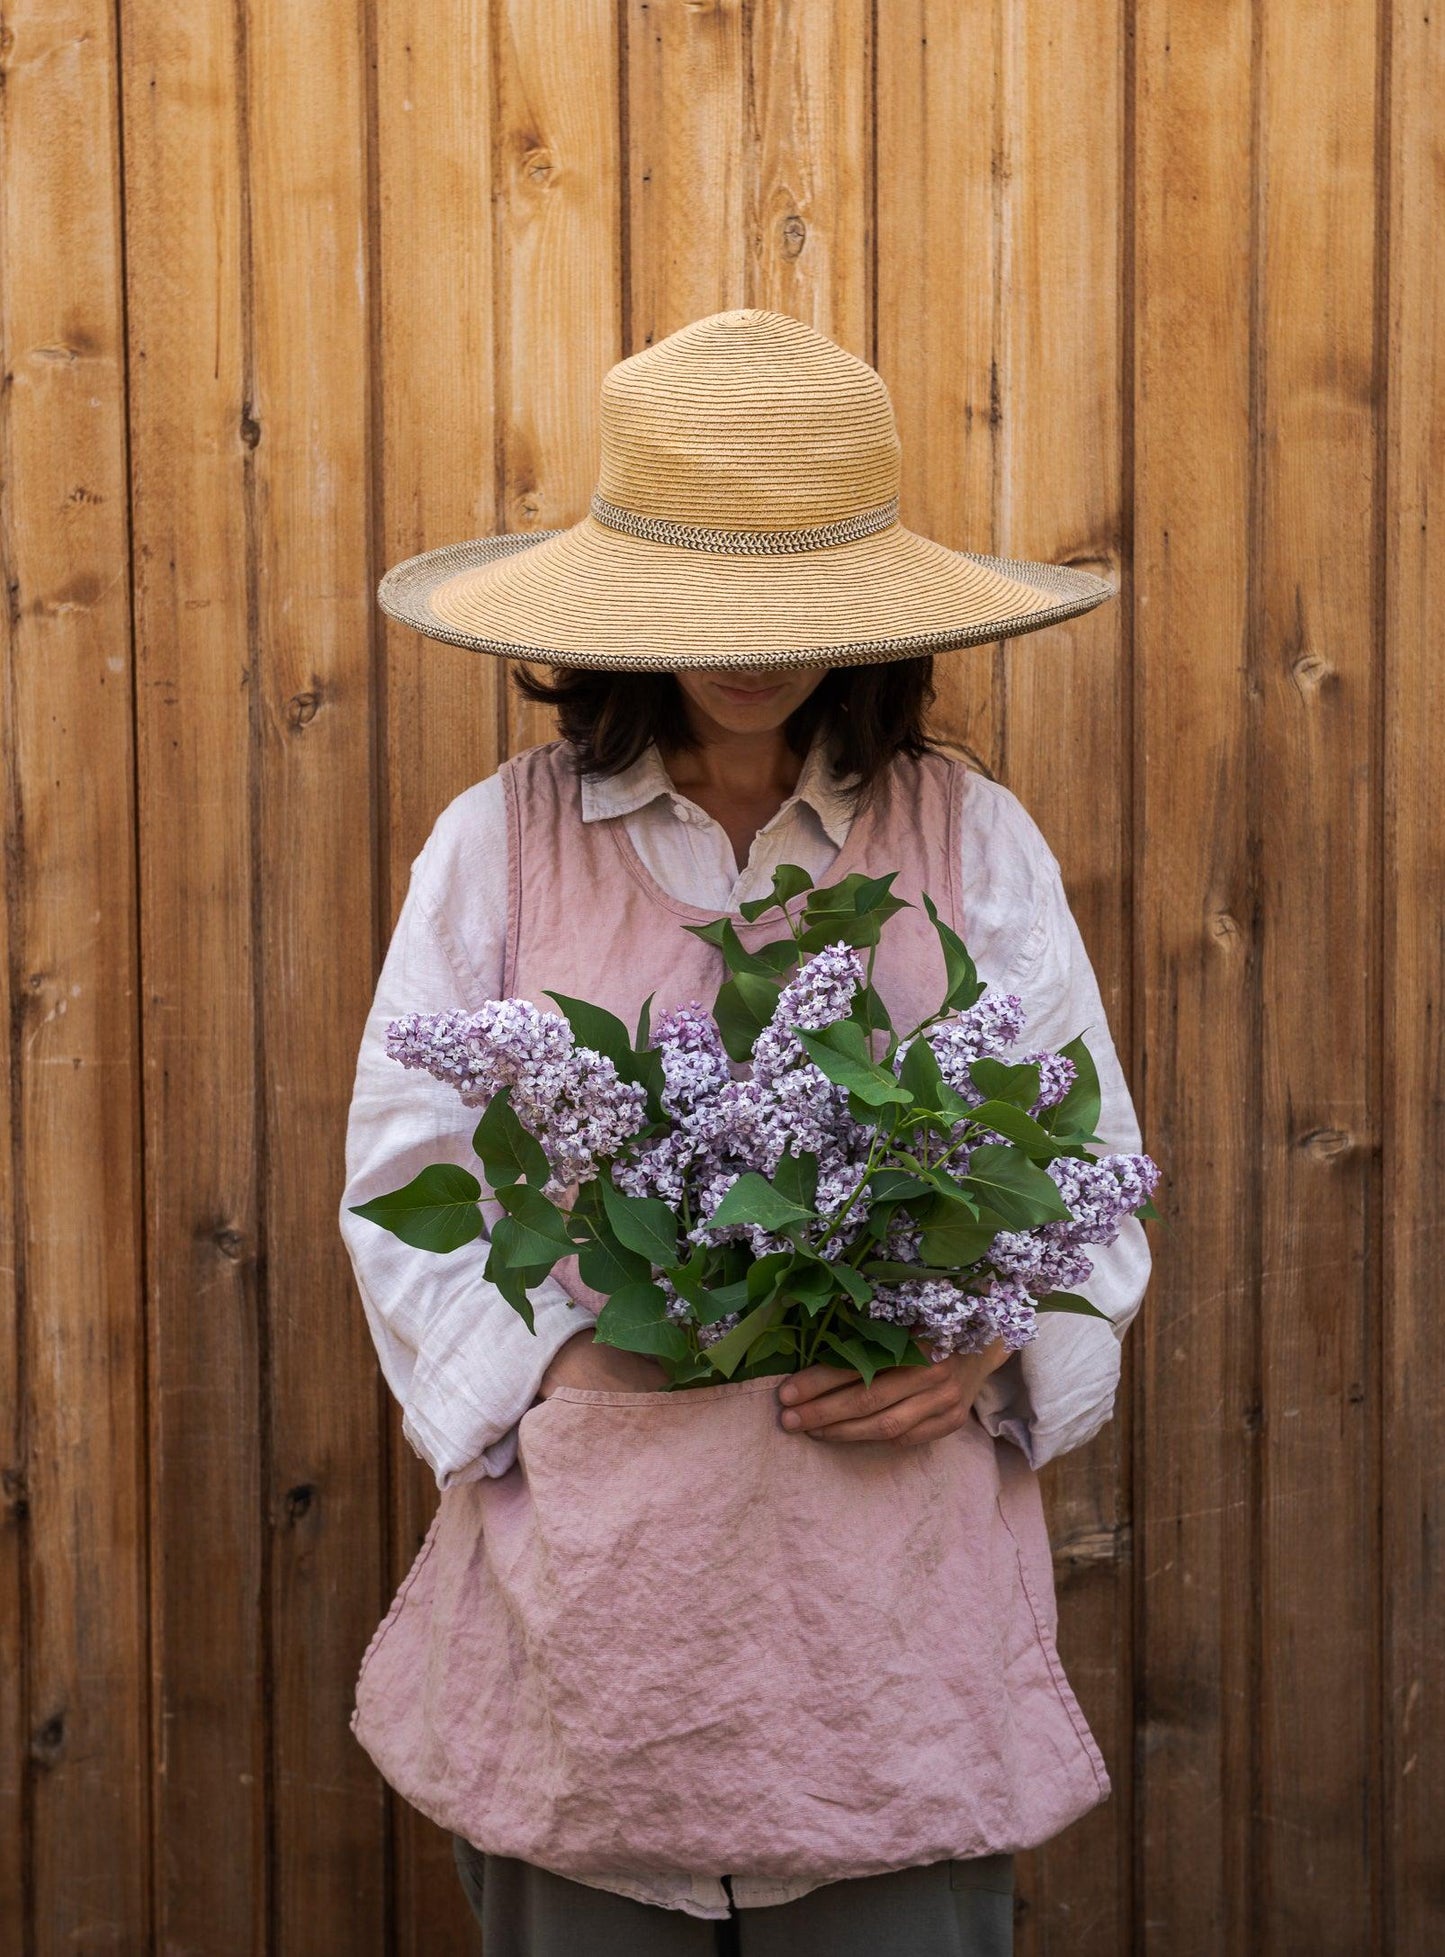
[672,664,829,739]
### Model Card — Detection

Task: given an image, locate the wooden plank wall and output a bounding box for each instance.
[1,1,1439,1950]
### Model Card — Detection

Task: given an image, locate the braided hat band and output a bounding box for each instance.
[378,309,1116,671]
[588,489,902,555]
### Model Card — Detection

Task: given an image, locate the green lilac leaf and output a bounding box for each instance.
[576,1227,650,1292]
[349,1163,483,1254]
[600,1178,679,1266]
[1035,1290,1111,1320]
[898,1034,946,1108]
[818,1330,885,1386]
[634,992,655,1049]
[491,1189,574,1273]
[715,971,784,1063]
[965,1098,1065,1157]
[593,1282,691,1359]
[703,1295,787,1378]
[795,1025,911,1107]
[708,1174,817,1233]
[543,991,633,1071]
[1049,1035,1102,1139]
[959,1144,1073,1228]
[483,1248,545,1330]
[968,1057,1043,1110]
[746,1250,799,1303]
[921,890,985,1011]
[470,1088,550,1190]
[772,1148,819,1213]
[827,1260,874,1306]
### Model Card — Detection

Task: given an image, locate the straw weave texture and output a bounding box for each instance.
[380,308,1116,669]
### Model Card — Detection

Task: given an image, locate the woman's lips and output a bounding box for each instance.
[711,680,785,703]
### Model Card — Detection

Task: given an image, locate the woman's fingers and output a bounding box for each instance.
[779,1362,955,1436]
[807,1387,963,1444]
[776,1362,863,1406]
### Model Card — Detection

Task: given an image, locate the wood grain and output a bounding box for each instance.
[1256,0,1382,1943]
[245,0,390,1946]
[1382,0,1444,1948]
[876,0,1004,778]
[372,0,507,1945]
[745,0,871,349]
[1132,0,1258,1947]
[122,1,264,1948]
[0,3,148,1948]
[1,3,1440,1949]
[993,5,1132,1949]
[627,0,749,345]
[496,0,622,758]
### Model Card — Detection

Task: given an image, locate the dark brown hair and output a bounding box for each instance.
[512,657,937,800]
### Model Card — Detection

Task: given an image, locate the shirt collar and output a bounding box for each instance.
[579,733,857,849]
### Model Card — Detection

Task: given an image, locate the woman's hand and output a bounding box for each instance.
[775,1337,1013,1446]
[536,1327,667,1401]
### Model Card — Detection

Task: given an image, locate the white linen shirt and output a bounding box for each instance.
[338,737,1151,1919]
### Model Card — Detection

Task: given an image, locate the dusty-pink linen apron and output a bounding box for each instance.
[349,744,1110,1883]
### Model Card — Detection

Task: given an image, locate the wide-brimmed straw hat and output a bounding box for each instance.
[379,308,1115,672]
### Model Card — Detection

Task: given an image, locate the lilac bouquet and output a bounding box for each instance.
[352,866,1159,1387]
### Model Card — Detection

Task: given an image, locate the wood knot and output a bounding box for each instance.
[1298,1126,1352,1161]
[779,212,807,260]
[285,1483,316,1524]
[210,1224,246,1260]
[31,1712,65,1767]
[1052,1521,1131,1580]
[522,148,554,185]
[1290,650,1336,696]
[239,411,261,450]
[285,689,321,731]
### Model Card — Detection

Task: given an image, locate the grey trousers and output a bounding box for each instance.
[451,1836,1014,1957]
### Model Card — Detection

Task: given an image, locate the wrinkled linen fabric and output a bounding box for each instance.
[339,737,1151,1489]
[341,738,1150,1918]
[353,1378,1107,1896]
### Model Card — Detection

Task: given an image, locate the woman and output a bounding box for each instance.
[340,310,1151,1955]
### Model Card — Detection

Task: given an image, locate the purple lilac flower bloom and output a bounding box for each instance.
[385,1001,646,1197]
[751,942,864,1083]
[1048,1152,1160,1240]
[865,1220,1022,1357]
[890,990,1031,1117]
[987,1150,1160,1298]
[1021,1050,1076,1113]
[923,993,1028,1100]
[651,1004,732,1118]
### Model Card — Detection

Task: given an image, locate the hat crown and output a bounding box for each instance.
[595,309,901,531]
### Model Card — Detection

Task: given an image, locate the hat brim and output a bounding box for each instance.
[377,513,1115,672]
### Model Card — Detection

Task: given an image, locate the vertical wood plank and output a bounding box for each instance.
[1384,0,1445,1940]
[875,2,1005,776]
[496,0,622,758]
[1132,0,1257,1949]
[121,2,265,1948]
[0,3,149,1947]
[627,0,748,346]
[372,0,504,1945]
[992,3,1131,1948]
[244,1,389,1947]
[375,0,505,895]
[746,0,871,350]
[1256,0,1383,1945]
[0,646,19,1956]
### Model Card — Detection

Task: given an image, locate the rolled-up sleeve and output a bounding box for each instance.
[338,786,590,1487]
[971,835,1152,1470]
